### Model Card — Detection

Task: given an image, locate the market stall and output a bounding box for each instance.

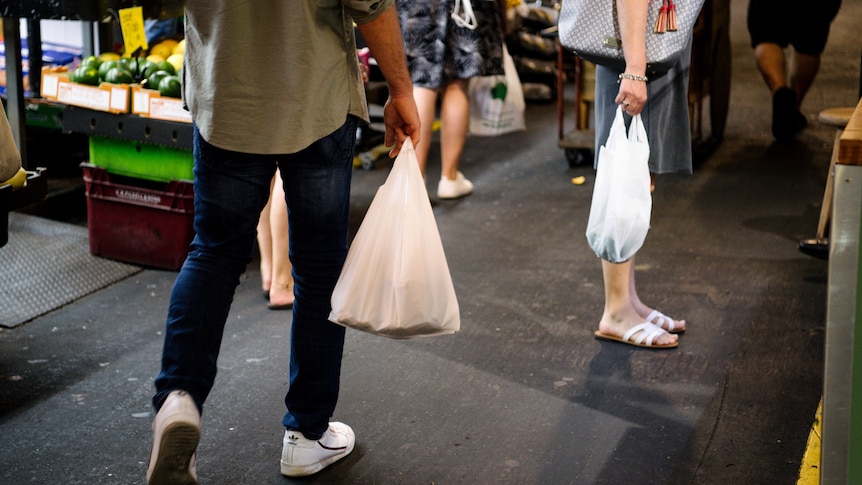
[1,1,188,264]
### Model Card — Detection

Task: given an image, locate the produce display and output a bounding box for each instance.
[68,39,184,99]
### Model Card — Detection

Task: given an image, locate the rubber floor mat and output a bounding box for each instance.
[0,212,142,328]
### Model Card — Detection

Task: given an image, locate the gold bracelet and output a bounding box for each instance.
[618,72,648,82]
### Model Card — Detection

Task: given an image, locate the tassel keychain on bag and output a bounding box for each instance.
[654,0,679,34]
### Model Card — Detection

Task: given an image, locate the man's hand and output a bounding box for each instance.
[384,93,420,157]
[356,5,420,157]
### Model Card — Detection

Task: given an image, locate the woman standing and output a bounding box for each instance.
[590,0,694,348]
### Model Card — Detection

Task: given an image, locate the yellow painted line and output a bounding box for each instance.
[797,398,822,485]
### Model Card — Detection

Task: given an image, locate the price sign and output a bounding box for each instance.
[119,7,148,56]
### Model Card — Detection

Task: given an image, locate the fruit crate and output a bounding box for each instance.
[81,163,194,270]
[88,134,193,183]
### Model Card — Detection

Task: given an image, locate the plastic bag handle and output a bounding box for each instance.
[608,106,649,146]
[606,106,628,150]
[628,112,648,144]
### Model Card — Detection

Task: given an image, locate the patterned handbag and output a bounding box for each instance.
[558,0,705,76]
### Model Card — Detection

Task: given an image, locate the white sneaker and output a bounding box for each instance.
[437,171,474,199]
[147,390,201,485]
[280,422,355,477]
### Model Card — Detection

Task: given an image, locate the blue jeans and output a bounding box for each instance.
[153,116,357,440]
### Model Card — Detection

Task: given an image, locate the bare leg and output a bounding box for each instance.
[753,42,788,93]
[627,258,686,332]
[412,86,439,177]
[789,51,821,107]
[256,176,277,293]
[597,257,678,346]
[629,172,685,332]
[439,79,470,181]
[268,168,294,308]
[755,42,806,140]
[629,260,646,313]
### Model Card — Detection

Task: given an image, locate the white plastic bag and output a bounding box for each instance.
[468,45,526,136]
[585,106,652,263]
[329,137,460,338]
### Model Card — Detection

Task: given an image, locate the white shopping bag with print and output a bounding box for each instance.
[468,45,526,136]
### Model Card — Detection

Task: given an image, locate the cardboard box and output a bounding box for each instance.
[132,86,191,123]
[42,73,131,114]
[82,163,194,270]
[39,68,69,99]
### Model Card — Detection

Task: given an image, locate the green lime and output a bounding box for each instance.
[145,70,172,91]
[80,56,101,69]
[72,66,100,86]
[136,59,156,79]
[104,66,134,84]
[118,57,138,77]
[158,75,182,98]
[97,60,118,82]
[155,61,176,76]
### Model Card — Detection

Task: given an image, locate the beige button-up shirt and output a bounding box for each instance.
[183,0,392,154]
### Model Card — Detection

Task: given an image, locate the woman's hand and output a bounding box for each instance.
[615,77,648,115]
[615,0,649,115]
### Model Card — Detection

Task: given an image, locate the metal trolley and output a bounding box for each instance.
[556,0,731,167]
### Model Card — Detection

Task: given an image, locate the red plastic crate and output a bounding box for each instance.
[81,163,194,270]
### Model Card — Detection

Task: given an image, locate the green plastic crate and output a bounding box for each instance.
[24,102,64,130]
[88,134,193,183]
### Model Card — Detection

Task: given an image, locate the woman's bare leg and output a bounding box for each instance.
[412,86,439,177]
[597,257,678,346]
[256,176,277,293]
[268,168,294,308]
[439,79,470,181]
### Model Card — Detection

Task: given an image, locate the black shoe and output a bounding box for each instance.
[772,87,807,142]
[799,238,828,260]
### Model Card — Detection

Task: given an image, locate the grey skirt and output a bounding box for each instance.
[593,40,694,175]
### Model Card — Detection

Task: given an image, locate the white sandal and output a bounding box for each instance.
[645,309,685,333]
[594,322,678,349]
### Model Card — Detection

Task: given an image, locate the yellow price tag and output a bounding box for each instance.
[119,7,148,56]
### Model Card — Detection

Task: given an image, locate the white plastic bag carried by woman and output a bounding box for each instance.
[329,138,460,338]
[585,106,652,263]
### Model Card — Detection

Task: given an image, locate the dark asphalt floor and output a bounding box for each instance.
[1,1,860,483]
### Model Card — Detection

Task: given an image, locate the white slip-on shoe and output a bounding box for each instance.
[147,390,201,485]
[280,422,355,477]
[437,171,474,199]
